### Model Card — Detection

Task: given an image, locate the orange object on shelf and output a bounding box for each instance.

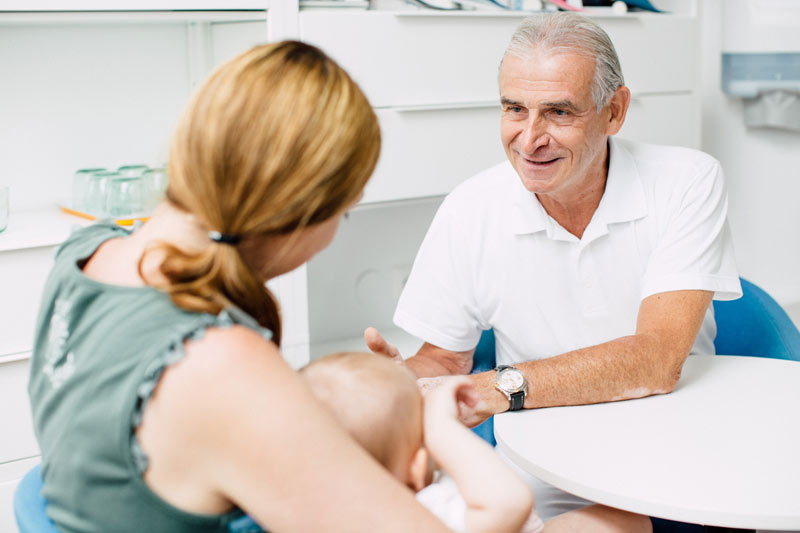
[58,205,149,227]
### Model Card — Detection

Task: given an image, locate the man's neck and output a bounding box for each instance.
[536,145,610,240]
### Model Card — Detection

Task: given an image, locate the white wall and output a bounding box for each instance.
[699,0,800,324]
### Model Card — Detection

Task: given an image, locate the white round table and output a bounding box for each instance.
[494,355,800,530]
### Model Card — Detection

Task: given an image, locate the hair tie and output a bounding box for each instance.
[208,230,241,245]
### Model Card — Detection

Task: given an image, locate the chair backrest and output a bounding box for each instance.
[471,329,498,446]
[713,277,800,361]
[15,464,267,533]
[13,464,59,533]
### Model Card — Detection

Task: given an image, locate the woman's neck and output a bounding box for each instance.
[82,203,208,287]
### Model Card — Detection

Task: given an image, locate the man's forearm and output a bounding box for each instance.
[471,333,685,416]
[473,290,712,415]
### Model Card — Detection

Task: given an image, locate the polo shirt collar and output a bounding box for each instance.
[510,137,647,239]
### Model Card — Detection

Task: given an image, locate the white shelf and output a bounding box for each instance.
[392,9,663,19]
[0,10,267,23]
[0,1,269,10]
[0,351,31,366]
[0,208,91,253]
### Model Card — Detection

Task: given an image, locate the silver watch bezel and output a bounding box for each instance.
[494,365,528,398]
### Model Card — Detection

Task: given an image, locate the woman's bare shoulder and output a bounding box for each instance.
[173,324,290,392]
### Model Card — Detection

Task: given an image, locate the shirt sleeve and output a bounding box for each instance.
[393,195,484,352]
[641,159,742,301]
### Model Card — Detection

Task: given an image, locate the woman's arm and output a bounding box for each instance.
[423,376,534,533]
[137,325,450,532]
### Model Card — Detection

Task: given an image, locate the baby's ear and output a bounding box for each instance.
[408,447,432,492]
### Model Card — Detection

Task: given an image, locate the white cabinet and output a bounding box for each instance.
[302,11,698,108]
[620,92,700,149]
[366,105,506,203]
[301,12,517,107]
[0,246,56,358]
[0,457,41,533]
[0,358,38,465]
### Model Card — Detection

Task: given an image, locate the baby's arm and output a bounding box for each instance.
[423,376,535,533]
[544,505,652,533]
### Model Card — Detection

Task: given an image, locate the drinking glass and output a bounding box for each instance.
[71,167,106,212]
[142,167,168,213]
[117,165,149,178]
[0,185,8,233]
[106,174,147,218]
[85,170,118,218]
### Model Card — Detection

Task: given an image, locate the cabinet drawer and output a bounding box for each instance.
[618,92,699,149]
[300,13,697,108]
[0,358,39,464]
[0,246,56,357]
[300,12,518,107]
[0,456,41,533]
[599,16,698,95]
[365,105,506,203]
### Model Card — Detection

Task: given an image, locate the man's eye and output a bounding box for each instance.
[552,109,569,116]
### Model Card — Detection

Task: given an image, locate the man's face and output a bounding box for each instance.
[499,50,616,202]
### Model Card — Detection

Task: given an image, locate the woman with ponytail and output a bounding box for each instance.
[29,41,451,533]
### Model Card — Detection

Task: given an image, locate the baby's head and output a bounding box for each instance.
[301,352,432,491]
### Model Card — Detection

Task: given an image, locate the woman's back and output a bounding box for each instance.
[29,222,268,533]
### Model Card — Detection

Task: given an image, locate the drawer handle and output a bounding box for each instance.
[390,101,500,112]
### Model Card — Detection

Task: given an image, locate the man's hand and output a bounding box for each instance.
[422,376,480,433]
[364,327,404,366]
[419,375,488,428]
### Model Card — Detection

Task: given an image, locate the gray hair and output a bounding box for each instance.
[503,12,625,111]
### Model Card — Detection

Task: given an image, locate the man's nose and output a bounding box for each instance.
[520,115,549,152]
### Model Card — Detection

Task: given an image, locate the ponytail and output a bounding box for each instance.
[144,41,379,347]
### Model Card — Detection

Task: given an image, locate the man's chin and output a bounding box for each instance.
[516,170,559,195]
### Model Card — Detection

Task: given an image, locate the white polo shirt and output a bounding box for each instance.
[394,137,742,365]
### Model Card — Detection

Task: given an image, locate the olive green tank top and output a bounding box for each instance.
[28,222,272,533]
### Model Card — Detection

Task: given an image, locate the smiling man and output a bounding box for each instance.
[367,12,742,524]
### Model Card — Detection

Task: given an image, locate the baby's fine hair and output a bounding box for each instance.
[301,352,421,470]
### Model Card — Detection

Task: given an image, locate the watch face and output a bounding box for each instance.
[498,369,524,392]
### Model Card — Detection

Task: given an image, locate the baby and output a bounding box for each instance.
[301,351,541,532]
[301,352,653,533]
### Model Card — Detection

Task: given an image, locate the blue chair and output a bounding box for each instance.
[713,277,800,360]
[14,463,267,533]
[13,464,58,533]
[470,328,498,446]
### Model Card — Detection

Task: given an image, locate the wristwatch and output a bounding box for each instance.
[494,365,527,411]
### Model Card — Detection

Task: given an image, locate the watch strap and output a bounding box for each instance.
[509,390,524,411]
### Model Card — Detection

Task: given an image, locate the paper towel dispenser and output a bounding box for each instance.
[721,52,800,132]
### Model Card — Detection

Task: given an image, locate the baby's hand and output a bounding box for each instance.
[422,376,485,430]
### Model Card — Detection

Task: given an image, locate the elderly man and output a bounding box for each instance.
[367,11,741,523]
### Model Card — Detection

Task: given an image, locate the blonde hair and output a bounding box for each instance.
[147,41,380,344]
[301,353,422,471]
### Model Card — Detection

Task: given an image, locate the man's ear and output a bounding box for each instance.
[407,447,432,492]
[605,85,631,136]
